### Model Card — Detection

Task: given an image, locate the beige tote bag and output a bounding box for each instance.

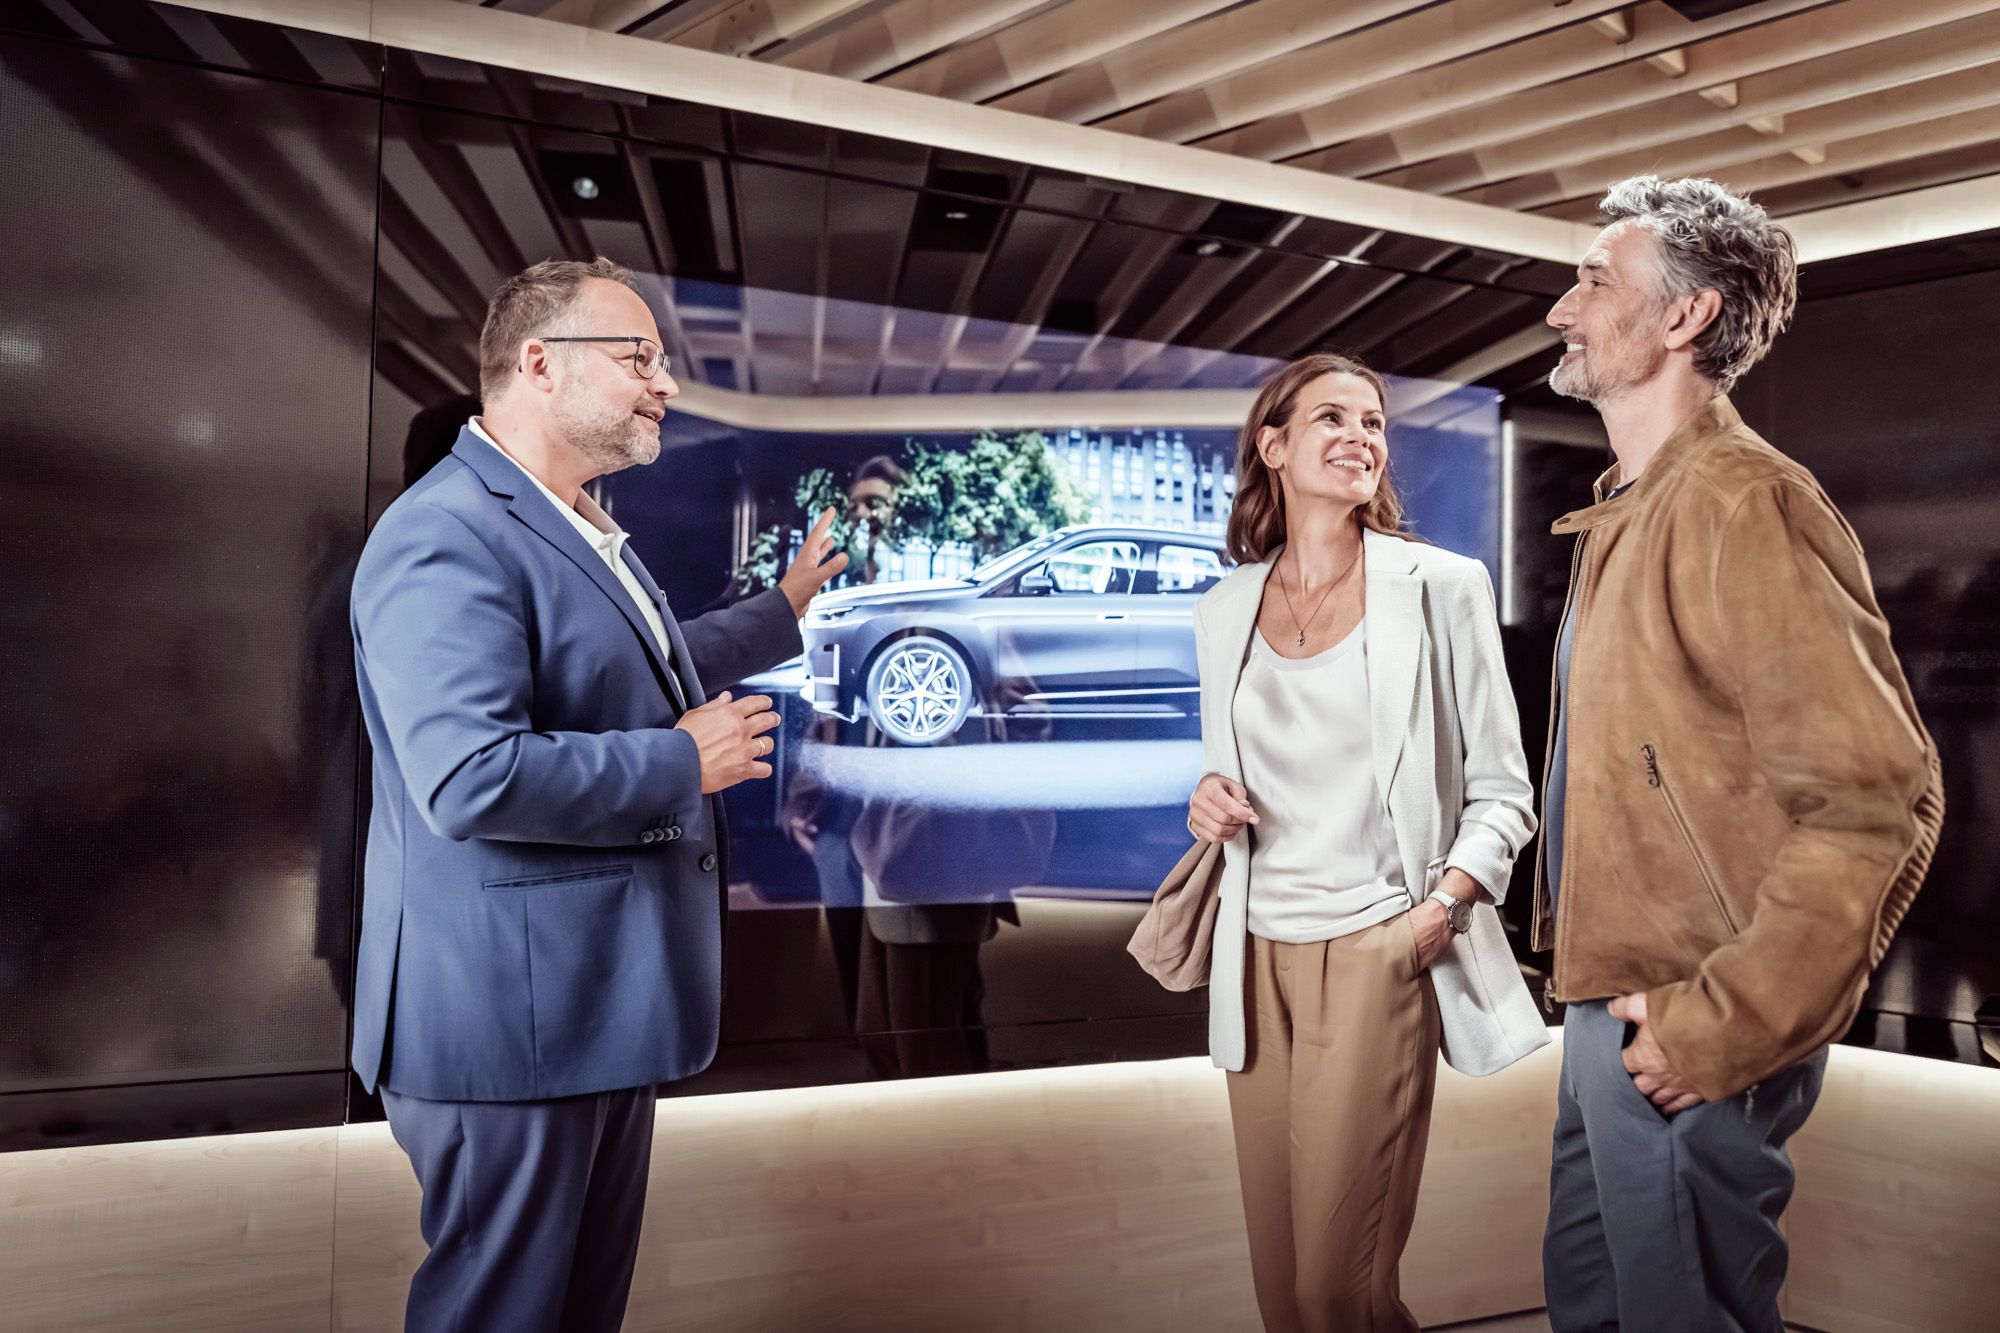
[1126,838,1226,991]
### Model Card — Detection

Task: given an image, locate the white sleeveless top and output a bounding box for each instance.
[1232,622,1409,943]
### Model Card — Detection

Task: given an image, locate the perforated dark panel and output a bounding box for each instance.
[0,29,377,1117]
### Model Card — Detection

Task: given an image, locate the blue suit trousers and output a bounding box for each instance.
[382,1085,657,1333]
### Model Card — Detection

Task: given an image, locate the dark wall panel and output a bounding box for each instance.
[1734,263,2000,1046]
[0,28,378,1147]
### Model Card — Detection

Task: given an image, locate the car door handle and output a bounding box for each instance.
[1096,613,1128,621]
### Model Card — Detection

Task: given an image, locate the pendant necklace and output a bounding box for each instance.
[1275,539,1363,648]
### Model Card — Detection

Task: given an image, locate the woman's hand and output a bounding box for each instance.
[1188,773,1259,844]
[1407,899,1454,970]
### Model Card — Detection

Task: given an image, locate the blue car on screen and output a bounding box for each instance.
[800,524,1230,746]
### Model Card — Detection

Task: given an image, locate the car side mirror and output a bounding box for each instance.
[1020,571,1054,596]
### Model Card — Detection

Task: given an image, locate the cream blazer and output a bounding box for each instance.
[1197,529,1550,1076]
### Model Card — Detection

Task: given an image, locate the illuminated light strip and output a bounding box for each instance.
[671,379,1256,431]
[154,0,1591,265]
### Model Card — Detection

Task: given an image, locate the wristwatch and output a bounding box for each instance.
[1428,890,1473,935]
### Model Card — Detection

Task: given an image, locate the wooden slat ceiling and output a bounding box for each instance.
[489,0,2000,225]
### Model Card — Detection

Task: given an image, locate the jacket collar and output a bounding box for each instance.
[1204,527,1422,806]
[1552,394,1741,535]
[450,427,683,707]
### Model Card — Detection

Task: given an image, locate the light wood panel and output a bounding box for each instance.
[327,1050,1563,1332]
[1225,0,1830,167]
[1093,0,1630,147]
[1788,1045,2000,1333]
[6,1039,2000,1330]
[1329,0,1997,185]
[987,0,1423,125]
[0,1127,341,1333]
[771,0,1055,81]
[658,0,874,57]
[879,0,1235,102]
[1465,59,2000,212]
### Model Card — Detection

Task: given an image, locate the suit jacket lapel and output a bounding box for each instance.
[1363,529,1423,816]
[1202,561,1271,784]
[452,431,683,709]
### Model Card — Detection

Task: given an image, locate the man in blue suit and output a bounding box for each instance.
[350,257,846,1332]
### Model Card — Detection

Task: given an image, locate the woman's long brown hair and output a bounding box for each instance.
[1225,352,1415,565]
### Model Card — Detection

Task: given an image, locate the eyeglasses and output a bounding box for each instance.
[538,336,670,379]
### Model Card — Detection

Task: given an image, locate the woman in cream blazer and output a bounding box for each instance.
[1186,353,1545,1333]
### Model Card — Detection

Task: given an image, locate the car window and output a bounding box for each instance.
[972,530,1065,581]
[1039,540,1141,595]
[1152,544,1225,594]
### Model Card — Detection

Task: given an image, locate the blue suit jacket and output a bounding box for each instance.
[349,428,800,1101]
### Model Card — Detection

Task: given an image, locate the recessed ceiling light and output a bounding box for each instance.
[944,209,970,221]
[1195,240,1222,257]
[572,176,601,201]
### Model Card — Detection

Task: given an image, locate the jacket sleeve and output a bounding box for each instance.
[1647,479,1942,1099]
[352,503,703,846]
[677,586,804,697]
[1441,566,1538,904]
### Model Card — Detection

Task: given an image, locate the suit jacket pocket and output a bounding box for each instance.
[483,864,635,892]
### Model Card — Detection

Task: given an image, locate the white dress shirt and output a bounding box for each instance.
[469,417,684,706]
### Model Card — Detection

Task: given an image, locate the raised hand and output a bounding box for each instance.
[779,507,851,616]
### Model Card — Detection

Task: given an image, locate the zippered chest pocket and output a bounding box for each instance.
[1642,744,1740,935]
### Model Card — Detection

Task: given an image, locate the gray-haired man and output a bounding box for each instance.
[1533,176,1942,1329]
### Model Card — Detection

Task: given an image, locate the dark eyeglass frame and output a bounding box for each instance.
[537,335,669,379]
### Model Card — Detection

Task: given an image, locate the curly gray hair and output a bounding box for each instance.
[1598,175,1798,393]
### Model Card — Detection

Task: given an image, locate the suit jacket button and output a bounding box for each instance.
[665,826,682,842]
[640,829,658,844]
[699,853,717,872]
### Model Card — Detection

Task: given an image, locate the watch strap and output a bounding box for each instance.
[1428,889,1472,933]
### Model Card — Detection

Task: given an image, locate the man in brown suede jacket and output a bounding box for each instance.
[1535,175,1943,1333]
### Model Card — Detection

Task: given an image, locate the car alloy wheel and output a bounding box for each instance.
[864,635,973,746]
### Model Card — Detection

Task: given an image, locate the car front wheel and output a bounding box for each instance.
[863,635,974,746]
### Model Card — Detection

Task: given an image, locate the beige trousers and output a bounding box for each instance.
[1226,917,1442,1333]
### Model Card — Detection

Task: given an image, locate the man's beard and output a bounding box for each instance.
[1548,348,1606,403]
[1549,309,1667,404]
[552,381,660,474]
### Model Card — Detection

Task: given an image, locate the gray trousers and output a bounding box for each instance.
[1542,999,1825,1333]
[381,1083,657,1333]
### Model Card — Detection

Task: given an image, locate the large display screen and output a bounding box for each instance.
[387,272,1507,1085]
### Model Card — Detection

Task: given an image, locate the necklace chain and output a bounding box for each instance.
[1276,540,1363,648]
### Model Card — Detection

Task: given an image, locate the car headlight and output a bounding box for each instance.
[804,605,857,628]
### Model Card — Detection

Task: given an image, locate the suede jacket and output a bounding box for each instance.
[1531,396,1943,1100]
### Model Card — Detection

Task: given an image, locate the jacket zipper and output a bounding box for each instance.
[1531,533,1588,962]
[1643,743,1741,935]
[1536,532,1595,1009]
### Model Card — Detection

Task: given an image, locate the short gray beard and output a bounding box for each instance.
[1548,351,1607,404]
[552,378,658,475]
